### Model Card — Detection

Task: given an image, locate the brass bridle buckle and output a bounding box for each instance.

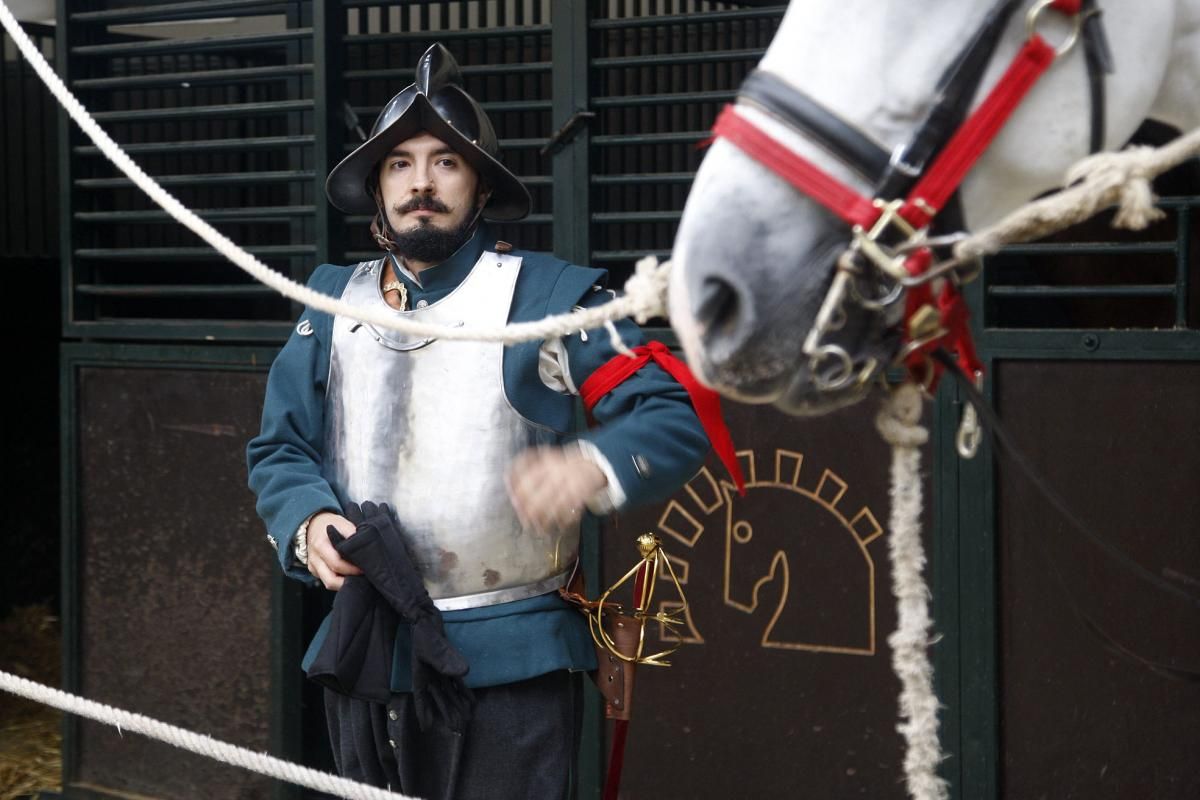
[850,198,924,283]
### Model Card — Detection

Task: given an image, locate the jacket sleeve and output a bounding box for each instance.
[246,265,345,584]
[557,278,712,510]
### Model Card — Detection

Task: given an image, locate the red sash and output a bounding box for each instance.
[580,340,745,495]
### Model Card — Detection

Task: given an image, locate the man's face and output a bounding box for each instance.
[378,132,481,240]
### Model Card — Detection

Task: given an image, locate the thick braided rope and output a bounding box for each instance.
[0,2,666,344]
[954,126,1200,261]
[875,385,949,800]
[0,669,419,800]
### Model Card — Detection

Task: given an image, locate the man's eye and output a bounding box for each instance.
[438,158,457,167]
[390,160,408,169]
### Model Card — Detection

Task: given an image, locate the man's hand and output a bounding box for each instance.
[307,511,364,591]
[508,446,608,534]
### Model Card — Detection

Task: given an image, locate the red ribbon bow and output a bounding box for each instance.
[580,340,746,495]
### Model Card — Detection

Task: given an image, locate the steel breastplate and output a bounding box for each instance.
[323,252,578,610]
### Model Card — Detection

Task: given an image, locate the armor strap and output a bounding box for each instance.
[579,340,745,494]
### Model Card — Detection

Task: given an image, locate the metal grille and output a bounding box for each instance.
[984,123,1200,331]
[2,22,57,260]
[588,1,783,286]
[53,2,1200,341]
[340,0,554,263]
[64,0,314,338]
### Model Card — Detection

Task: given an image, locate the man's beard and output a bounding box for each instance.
[389,198,478,264]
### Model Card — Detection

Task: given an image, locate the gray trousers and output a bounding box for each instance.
[324,670,583,800]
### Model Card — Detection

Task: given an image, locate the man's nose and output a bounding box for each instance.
[411,164,435,193]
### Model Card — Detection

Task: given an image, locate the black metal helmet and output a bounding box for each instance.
[325,43,531,221]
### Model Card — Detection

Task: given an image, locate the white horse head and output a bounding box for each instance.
[669,0,1200,415]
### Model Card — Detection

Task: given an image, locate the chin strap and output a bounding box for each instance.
[371,185,402,252]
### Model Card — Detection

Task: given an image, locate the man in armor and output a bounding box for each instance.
[247,44,712,798]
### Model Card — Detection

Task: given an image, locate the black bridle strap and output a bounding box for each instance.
[739,70,892,183]
[1081,0,1113,153]
[875,0,1026,199]
[736,0,1111,201]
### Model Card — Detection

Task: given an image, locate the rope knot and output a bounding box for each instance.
[1064,146,1165,231]
[876,383,929,448]
[622,256,671,324]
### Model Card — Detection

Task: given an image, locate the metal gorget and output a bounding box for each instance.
[323,252,578,610]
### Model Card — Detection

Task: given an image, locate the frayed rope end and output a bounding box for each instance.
[623,256,672,324]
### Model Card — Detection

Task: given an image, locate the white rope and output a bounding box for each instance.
[953,126,1200,263]
[875,385,949,800]
[0,669,420,800]
[0,2,667,345]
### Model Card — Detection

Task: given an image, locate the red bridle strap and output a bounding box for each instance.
[710,17,1076,390]
[711,105,881,230]
[899,34,1057,228]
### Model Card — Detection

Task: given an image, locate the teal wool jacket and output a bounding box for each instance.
[247,226,711,690]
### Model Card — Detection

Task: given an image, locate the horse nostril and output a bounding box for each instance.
[695,277,739,334]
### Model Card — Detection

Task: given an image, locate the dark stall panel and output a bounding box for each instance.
[995,360,1200,800]
[62,346,298,799]
[602,396,936,800]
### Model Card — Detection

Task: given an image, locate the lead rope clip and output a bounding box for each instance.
[955,371,985,459]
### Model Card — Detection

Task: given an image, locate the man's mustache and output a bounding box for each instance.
[394,197,450,214]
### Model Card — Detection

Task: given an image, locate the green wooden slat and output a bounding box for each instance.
[71,0,295,24]
[75,64,313,90]
[339,137,548,154]
[592,48,765,68]
[75,171,316,189]
[592,90,736,107]
[996,241,1176,256]
[76,136,314,156]
[63,321,292,341]
[1174,205,1191,326]
[593,211,682,223]
[590,249,672,262]
[590,7,785,29]
[350,99,551,117]
[343,25,551,43]
[1153,195,1200,208]
[76,206,314,222]
[76,283,277,296]
[72,28,313,57]
[315,0,345,269]
[591,172,695,185]
[343,61,551,80]
[91,99,313,122]
[592,131,709,146]
[978,329,1200,355]
[987,284,1176,298]
[74,245,314,259]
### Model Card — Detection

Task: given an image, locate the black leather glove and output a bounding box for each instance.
[304,574,397,704]
[336,502,474,732]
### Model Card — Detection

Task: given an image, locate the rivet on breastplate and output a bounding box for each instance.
[416,299,428,309]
